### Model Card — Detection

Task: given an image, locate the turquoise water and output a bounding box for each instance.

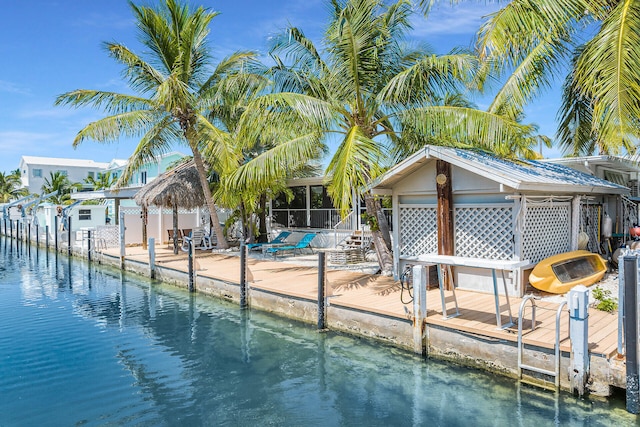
[0,240,636,426]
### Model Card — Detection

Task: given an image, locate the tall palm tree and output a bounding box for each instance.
[209,63,325,243]
[0,170,28,203]
[240,0,542,274]
[41,171,82,205]
[84,171,116,190]
[55,0,251,249]
[466,0,640,156]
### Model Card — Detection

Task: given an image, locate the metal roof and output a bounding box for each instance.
[20,156,110,169]
[373,145,630,195]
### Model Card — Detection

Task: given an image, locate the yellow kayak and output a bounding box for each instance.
[529,250,607,294]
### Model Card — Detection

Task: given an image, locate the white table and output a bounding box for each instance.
[400,254,530,329]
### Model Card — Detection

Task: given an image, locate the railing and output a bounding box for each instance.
[271,208,343,229]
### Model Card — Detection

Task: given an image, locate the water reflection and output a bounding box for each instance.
[0,243,636,426]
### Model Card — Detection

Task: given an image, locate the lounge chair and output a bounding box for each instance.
[264,233,316,258]
[246,231,291,251]
[181,228,214,251]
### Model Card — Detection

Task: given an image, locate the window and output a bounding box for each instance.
[141,171,147,185]
[87,171,95,179]
[33,169,42,178]
[78,209,91,221]
[57,170,68,176]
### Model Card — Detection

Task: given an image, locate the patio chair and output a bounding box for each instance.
[167,229,183,247]
[246,231,291,251]
[264,233,316,258]
[181,228,214,251]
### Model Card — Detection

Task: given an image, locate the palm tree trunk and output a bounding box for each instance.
[364,193,393,276]
[142,205,148,250]
[258,193,268,243]
[190,146,229,249]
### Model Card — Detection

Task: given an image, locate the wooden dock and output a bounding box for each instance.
[104,245,620,359]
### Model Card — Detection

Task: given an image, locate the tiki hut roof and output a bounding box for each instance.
[134,160,206,209]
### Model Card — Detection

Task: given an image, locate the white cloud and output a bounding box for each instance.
[0,80,31,96]
[412,2,502,37]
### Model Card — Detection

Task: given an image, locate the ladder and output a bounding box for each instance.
[517,296,568,389]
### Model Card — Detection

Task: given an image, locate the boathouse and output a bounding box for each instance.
[372,145,630,296]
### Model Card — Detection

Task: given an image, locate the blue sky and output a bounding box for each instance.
[0,0,563,174]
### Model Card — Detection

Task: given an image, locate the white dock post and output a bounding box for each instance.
[412,265,427,355]
[119,210,126,269]
[148,237,155,279]
[569,285,589,395]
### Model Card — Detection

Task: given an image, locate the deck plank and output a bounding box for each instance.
[105,246,621,358]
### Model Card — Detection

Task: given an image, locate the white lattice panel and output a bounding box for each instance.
[95,225,120,248]
[120,207,142,215]
[455,206,513,260]
[581,204,601,253]
[399,206,437,256]
[522,203,571,263]
[623,196,638,229]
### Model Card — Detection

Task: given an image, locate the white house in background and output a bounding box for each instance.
[19,156,110,194]
[104,151,188,188]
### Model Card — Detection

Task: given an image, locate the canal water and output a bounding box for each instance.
[0,241,636,426]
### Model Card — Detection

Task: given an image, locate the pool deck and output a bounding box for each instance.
[97,244,624,395]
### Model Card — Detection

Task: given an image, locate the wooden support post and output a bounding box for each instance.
[35,224,39,248]
[45,225,49,250]
[569,285,590,396]
[240,244,248,308]
[436,160,454,290]
[54,216,58,252]
[318,252,327,330]
[148,237,155,279]
[623,256,640,413]
[412,264,427,355]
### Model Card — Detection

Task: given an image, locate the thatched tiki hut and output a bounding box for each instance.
[134,160,207,254]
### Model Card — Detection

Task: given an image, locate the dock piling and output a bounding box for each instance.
[148,237,155,278]
[623,256,639,414]
[412,265,427,355]
[188,240,194,292]
[318,252,327,330]
[240,244,248,308]
[568,285,589,396]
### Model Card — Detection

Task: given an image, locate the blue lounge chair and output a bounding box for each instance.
[265,233,316,258]
[246,231,291,250]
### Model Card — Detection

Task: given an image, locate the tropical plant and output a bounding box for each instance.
[84,171,116,190]
[54,0,256,249]
[453,0,640,156]
[41,171,82,205]
[239,0,543,274]
[0,170,28,203]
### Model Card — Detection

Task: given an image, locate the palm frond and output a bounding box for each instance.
[326,126,386,214]
[573,0,640,153]
[55,90,154,114]
[72,110,163,146]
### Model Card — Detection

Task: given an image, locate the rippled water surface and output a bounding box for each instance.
[0,240,636,426]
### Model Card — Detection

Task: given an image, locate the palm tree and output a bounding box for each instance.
[466,0,640,156]
[55,0,252,249]
[84,171,116,190]
[240,0,542,274]
[209,63,325,244]
[41,171,82,205]
[0,170,28,203]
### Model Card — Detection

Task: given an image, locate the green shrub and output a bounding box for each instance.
[591,286,618,313]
